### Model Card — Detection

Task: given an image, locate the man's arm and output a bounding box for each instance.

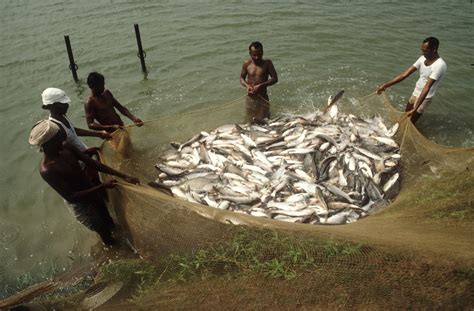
[240,61,253,94]
[41,167,118,203]
[67,142,140,185]
[109,91,143,127]
[376,66,417,94]
[74,127,112,140]
[84,99,122,132]
[257,60,279,89]
[408,78,436,115]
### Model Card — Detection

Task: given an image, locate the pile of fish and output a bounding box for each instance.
[150,101,401,225]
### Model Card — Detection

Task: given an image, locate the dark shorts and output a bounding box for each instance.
[245,95,270,123]
[65,199,114,233]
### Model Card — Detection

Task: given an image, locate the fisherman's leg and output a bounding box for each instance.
[93,200,116,245]
[97,228,116,245]
[411,97,431,124]
[410,111,422,124]
[245,96,258,123]
[257,99,270,120]
[96,199,115,231]
[253,96,270,124]
[66,200,115,244]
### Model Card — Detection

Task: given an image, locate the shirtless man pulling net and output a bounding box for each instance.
[240,41,278,124]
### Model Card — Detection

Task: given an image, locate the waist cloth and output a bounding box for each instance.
[64,198,114,232]
[245,95,270,123]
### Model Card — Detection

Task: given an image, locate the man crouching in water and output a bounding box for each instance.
[240,41,278,124]
[29,120,140,246]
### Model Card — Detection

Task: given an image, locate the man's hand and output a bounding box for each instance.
[133,118,144,127]
[103,179,118,189]
[100,131,113,140]
[407,108,416,116]
[252,84,262,94]
[124,175,140,185]
[84,147,101,156]
[112,124,123,131]
[376,84,387,95]
[247,84,255,95]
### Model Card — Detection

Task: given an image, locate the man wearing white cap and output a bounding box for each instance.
[41,87,112,152]
[29,120,140,245]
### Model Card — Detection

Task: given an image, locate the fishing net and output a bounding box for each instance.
[91,92,473,308]
[100,92,472,256]
[7,93,470,309]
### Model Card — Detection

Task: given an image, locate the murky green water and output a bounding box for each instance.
[1,1,472,297]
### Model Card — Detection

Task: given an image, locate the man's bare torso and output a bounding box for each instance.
[41,147,94,201]
[244,59,272,98]
[87,90,124,126]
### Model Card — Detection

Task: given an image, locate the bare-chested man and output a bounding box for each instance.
[29,120,140,245]
[85,72,144,133]
[240,41,278,124]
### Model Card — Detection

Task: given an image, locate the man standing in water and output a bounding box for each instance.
[240,41,278,124]
[85,72,144,133]
[29,120,140,245]
[376,37,447,124]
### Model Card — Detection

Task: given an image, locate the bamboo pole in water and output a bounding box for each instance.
[64,35,79,82]
[134,24,148,75]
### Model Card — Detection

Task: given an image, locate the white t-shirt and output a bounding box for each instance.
[49,115,88,152]
[412,56,447,99]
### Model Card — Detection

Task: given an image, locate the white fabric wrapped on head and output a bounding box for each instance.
[29,120,60,146]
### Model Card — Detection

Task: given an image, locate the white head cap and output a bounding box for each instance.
[29,120,61,146]
[41,88,71,106]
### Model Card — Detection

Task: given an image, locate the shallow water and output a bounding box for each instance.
[1,1,473,297]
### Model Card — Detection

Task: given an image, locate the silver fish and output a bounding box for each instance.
[320,211,351,225]
[272,208,315,217]
[322,183,355,204]
[218,195,260,205]
[155,164,186,176]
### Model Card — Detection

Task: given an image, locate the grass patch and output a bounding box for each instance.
[1,255,91,300]
[69,227,366,296]
[398,170,474,222]
[454,266,474,281]
[34,227,473,310]
[91,227,364,296]
[159,227,364,283]
[97,259,162,292]
[35,228,354,308]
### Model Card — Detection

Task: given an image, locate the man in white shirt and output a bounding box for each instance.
[376,37,447,124]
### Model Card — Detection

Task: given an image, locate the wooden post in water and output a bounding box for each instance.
[134,24,148,74]
[64,35,79,82]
